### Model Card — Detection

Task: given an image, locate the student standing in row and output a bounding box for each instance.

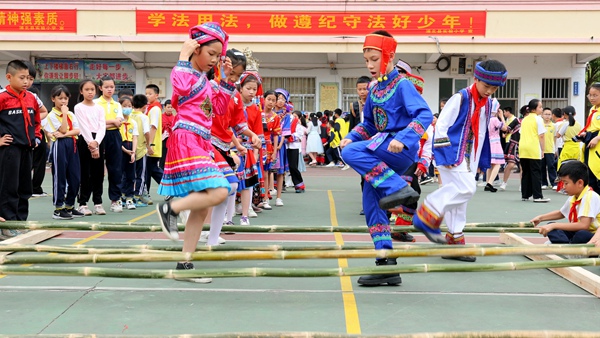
[94,75,124,212]
[119,96,138,210]
[144,84,163,203]
[44,85,82,219]
[0,60,42,224]
[75,79,106,216]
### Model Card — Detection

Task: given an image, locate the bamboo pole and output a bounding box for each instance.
[0,258,599,278]
[3,242,573,254]
[3,246,600,265]
[1,331,600,338]
[0,221,536,233]
[0,331,599,338]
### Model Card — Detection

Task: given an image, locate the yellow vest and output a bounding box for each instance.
[119,118,135,143]
[543,122,555,154]
[130,111,148,161]
[147,105,162,158]
[95,96,122,131]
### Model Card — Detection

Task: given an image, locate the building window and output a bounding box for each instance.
[438,78,469,113]
[494,78,519,113]
[542,78,569,110]
[262,77,316,112]
[342,77,359,112]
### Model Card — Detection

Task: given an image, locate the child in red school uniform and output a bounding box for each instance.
[0,60,42,225]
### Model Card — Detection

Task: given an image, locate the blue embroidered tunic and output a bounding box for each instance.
[346,69,432,151]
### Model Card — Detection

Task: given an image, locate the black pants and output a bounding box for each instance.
[78,134,105,206]
[145,156,164,194]
[104,129,123,202]
[31,135,47,194]
[286,148,304,187]
[160,138,168,169]
[0,145,33,220]
[520,158,543,199]
[51,138,80,208]
[121,141,136,199]
[326,146,340,164]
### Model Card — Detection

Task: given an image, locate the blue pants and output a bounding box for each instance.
[104,129,123,202]
[542,153,557,187]
[135,156,147,196]
[548,229,594,244]
[121,141,136,199]
[51,138,80,208]
[342,136,416,250]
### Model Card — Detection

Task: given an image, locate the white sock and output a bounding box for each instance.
[225,185,237,223]
[208,199,228,246]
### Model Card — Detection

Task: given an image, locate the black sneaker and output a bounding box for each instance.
[52,209,73,220]
[156,202,179,241]
[357,258,402,286]
[420,176,433,185]
[66,207,85,218]
[175,262,212,283]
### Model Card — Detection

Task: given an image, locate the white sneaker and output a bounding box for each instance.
[110,201,123,213]
[325,162,336,168]
[240,216,250,226]
[94,204,106,215]
[541,185,548,190]
[235,203,242,215]
[341,164,351,171]
[262,202,272,210]
[78,205,93,216]
[125,199,136,210]
[269,189,277,196]
[248,209,258,218]
[276,198,284,206]
[477,181,486,187]
[499,182,507,191]
[492,180,502,187]
[199,231,226,244]
[533,197,551,203]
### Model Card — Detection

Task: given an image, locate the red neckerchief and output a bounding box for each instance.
[162,113,176,134]
[145,101,163,116]
[579,107,598,135]
[6,86,32,145]
[470,85,487,158]
[569,186,592,223]
[53,108,76,152]
[122,121,131,141]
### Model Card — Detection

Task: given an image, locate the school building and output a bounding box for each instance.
[0,1,598,123]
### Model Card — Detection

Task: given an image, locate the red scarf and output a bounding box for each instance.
[579,108,598,135]
[53,108,76,152]
[470,85,487,159]
[569,187,592,223]
[7,86,32,145]
[122,121,131,141]
[146,101,162,116]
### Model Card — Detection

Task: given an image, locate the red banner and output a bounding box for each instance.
[136,10,486,36]
[0,10,76,32]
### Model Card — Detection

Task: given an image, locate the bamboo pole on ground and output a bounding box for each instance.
[3,242,584,254]
[0,222,536,233]
[0,258,599,278]
[3,246,600,265]
[1,331,600,338]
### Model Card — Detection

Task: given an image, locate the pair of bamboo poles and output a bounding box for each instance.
[0,221,597,279]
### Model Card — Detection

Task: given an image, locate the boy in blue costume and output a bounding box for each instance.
[341,30,432,286]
